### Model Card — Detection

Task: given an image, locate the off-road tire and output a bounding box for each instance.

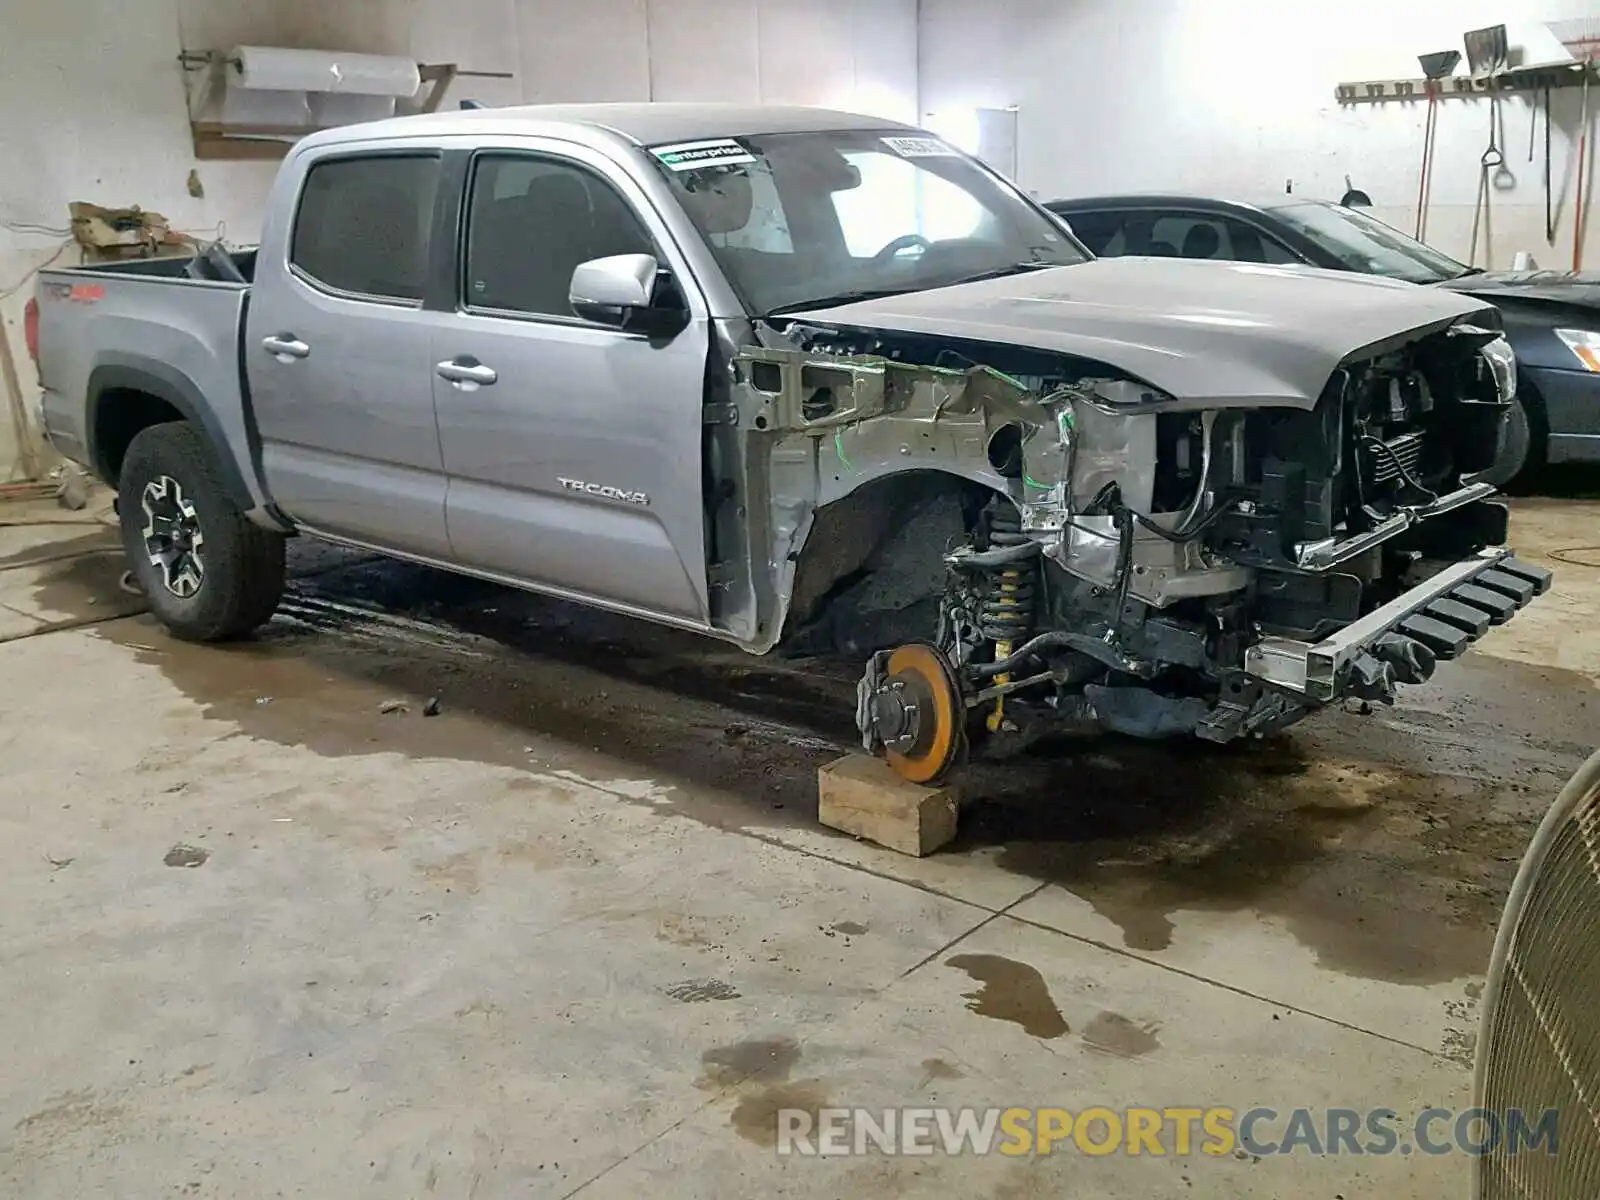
[118,421,285,642]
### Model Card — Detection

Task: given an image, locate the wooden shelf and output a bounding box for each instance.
[192,121,317,161]
[183,60,511,160]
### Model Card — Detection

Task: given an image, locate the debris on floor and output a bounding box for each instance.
[162,843,209,868]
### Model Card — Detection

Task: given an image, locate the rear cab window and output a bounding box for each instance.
[290,154,442,303]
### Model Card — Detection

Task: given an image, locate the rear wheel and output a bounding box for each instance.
[118,421,285,642]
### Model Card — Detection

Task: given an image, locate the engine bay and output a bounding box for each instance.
[718,315,1544,783]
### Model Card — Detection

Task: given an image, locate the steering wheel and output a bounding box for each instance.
[870,233,933,267]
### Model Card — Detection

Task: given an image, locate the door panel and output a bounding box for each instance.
[437,310,711,620]
[248,151,452,558]
[435,150,711,623]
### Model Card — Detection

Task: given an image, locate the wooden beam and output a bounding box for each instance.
[0,318,43,482]
[417,63,459,113]
[817,754,959,857]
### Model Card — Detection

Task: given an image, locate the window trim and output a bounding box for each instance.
[286,148,447,309]
[455,147,669,331]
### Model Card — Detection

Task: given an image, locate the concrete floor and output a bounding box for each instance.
[0,488,1596,1199]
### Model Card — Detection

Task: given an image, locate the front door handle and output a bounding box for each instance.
[261,334,310,361]
[436,358,498,388]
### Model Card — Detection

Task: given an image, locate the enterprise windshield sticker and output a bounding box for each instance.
[881,136,959,158]
[651,139,757,171]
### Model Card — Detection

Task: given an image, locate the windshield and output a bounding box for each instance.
[645,129,1090,315]
[1266,201,1469,284]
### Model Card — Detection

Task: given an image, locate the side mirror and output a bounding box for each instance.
[569,253,685,335]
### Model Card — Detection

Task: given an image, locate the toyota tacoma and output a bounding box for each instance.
[28,103,1549,784]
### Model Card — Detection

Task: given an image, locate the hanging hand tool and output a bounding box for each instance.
[1545,85,1555,245]
[1471,93,1514,267]
[1490,91,1517,191]
[1415,80,1442,239]
[1340,174,1372,206]
[1576,64,1593,270]
[1413,51,1459,243]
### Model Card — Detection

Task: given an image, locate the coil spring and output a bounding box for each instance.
[978,503,1038,644]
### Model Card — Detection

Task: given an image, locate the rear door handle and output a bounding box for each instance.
[436,358,498,388]
[262,334,310,361]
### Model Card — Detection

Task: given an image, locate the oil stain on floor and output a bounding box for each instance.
[697,1035,829,1147]
[944,954,1069,1039]
[52,538,1596,995]
[697,1036,802,1090]
[1080,1011,1162,1059]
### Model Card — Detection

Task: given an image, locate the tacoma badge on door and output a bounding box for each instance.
[558,477,651,506]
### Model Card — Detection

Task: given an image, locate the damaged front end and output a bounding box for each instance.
[730,313,1551,784]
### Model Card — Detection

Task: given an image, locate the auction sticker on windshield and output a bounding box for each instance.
[650,139,757,171]
[881,136,958,157]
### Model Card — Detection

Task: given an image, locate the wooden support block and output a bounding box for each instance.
[817,754,958,857]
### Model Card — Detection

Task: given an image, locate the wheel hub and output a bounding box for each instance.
[869,643,965,785]
[141,474,206,599]
[870,677,928,754]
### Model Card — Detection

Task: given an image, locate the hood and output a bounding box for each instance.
[787,257,1495,409]
[1439,268,1600,309]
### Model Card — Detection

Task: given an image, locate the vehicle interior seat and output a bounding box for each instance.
[1181,223,1223,259]
[309,179,426,299]
[473,174,597,314]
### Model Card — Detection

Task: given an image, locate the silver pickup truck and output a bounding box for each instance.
[30,102,1550,784]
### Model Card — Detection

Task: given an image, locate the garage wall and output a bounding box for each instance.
[920,0,1600,270]
[0,0,917,482]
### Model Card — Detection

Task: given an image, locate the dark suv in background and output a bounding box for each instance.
[1047,194,1600,484]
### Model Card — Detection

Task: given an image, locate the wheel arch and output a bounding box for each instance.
[86,355,253,509]
[777,465,1007,653]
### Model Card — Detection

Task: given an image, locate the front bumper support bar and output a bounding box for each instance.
[1245,548,1552,700]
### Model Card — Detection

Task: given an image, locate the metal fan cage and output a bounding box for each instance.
[1474,749,1600,1199]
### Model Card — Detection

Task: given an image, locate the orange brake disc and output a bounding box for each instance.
[877,643,966,785]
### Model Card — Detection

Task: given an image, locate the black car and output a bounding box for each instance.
[1046,194,1600,483]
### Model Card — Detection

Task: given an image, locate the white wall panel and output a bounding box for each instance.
[647,0,760,102]
[756,0,856,108]
[515,0,651,103]
[919,0,1600,271]
[0,0,918,479]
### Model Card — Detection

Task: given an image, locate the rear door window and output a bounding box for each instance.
[290,154,442,302]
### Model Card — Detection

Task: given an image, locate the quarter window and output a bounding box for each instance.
[291,154,441,302]
[464,154,656,317]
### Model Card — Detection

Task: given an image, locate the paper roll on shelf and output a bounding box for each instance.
[230,46,421,98]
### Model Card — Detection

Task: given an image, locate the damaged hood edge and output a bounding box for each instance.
[783,257,1498,410]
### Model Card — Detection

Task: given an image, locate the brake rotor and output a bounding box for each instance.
[872,643,966,785]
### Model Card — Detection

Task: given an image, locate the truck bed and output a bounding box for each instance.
[63,247,259,283]
[34,249,271,514]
